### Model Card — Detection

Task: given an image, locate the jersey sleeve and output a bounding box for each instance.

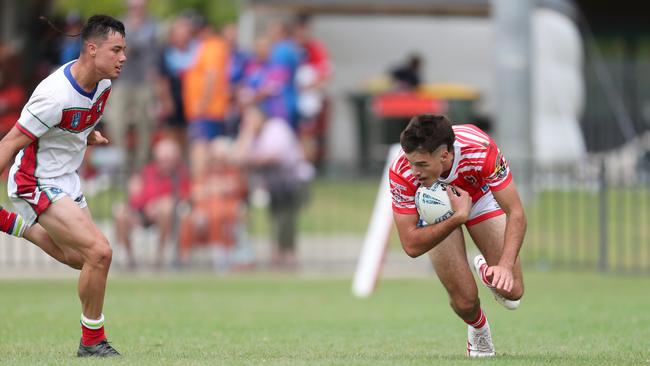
[482,142,512,191]
[389,169,418,215]
[16,89,62,140]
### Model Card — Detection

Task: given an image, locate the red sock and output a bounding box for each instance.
[464,308,487,329]
[81,324,106,346]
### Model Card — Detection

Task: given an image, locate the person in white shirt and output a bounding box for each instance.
[234,106,314,268]
[0,15,125,357]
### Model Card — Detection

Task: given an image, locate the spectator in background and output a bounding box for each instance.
[182,18,230,178]
[104,0,159,176]
[234,106,314,269]
[155,15,199,154]
[178,137,247,271]
[223,23,251,95]
[0,43,26,138]
[390,53,422,90]
[239,37,291,128]
[267,20,301,130]
[293,14,333,166]
[114,139,191,269]
[222,22,251,137]
[59,12,84,65]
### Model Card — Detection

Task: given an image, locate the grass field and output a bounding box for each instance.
[1,271,649,365]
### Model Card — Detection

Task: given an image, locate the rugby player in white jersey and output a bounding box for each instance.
[0,15,126,357]
[389,114,526,357]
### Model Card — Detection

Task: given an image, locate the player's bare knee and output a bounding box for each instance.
[86,237,113,268]
[510,281,524,300]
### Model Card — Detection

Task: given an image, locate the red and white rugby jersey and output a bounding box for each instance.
[389,124,512,215]
[10,60,111,179]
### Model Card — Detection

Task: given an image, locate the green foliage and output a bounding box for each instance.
[0,271,649,365]
[55,0,240,27]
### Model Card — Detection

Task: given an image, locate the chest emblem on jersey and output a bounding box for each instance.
[58,88,111,133]
[464,175,479,187]
[71,112,81,128]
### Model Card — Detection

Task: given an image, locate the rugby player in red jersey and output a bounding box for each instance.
[389,114,526,357]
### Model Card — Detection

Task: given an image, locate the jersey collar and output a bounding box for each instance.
[64,61,97,100]
[438,141,461,184]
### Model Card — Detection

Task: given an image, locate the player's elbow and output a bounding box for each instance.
[505,205,527,225]
[402,242,425,258]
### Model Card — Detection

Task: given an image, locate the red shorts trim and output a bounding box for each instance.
[466,209,504,227]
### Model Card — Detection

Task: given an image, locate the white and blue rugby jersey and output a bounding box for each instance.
[11,60,112,180]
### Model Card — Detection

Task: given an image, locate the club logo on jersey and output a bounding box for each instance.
[464,175,478,187]
[58,88,110,133]
[71,112,81,128]
[493,152,508,179]
[46,187,63,196]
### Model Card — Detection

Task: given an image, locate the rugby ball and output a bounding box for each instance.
[415,182,455,225]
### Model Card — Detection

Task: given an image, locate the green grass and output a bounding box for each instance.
[0,271,649,365]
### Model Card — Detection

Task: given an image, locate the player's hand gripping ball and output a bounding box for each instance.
[415,182,459,225]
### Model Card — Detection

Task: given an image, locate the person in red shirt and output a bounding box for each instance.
[390,114,526,358]
[114,138,190,268]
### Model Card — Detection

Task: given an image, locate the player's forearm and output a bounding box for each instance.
[0,127,32,174]
[0,143,17,174]
[499,210,527,268]
[401,214,465,258]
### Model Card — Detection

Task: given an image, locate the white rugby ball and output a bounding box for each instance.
[415,182,455,225]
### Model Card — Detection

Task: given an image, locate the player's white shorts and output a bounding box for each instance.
[7,170,87,227]
[466,191,504,227]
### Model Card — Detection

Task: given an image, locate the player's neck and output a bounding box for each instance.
[440,151,455,179]
[70,58,101,93]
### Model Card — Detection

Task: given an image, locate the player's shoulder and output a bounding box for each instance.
[389,149,418,185]
[453,124,493,149]
[389,149,409,174]
[31,63,68,93]
[31,62,77,101]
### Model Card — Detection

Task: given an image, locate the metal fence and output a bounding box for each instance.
[525,154,650,274]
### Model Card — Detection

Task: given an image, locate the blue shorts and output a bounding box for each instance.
[187,120,224,141]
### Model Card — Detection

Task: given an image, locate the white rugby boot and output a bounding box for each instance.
[472,254,520,310]
[467,322,496,358]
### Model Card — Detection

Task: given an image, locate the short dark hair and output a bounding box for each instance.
[400,114,455,154]
[81,15,125,42]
